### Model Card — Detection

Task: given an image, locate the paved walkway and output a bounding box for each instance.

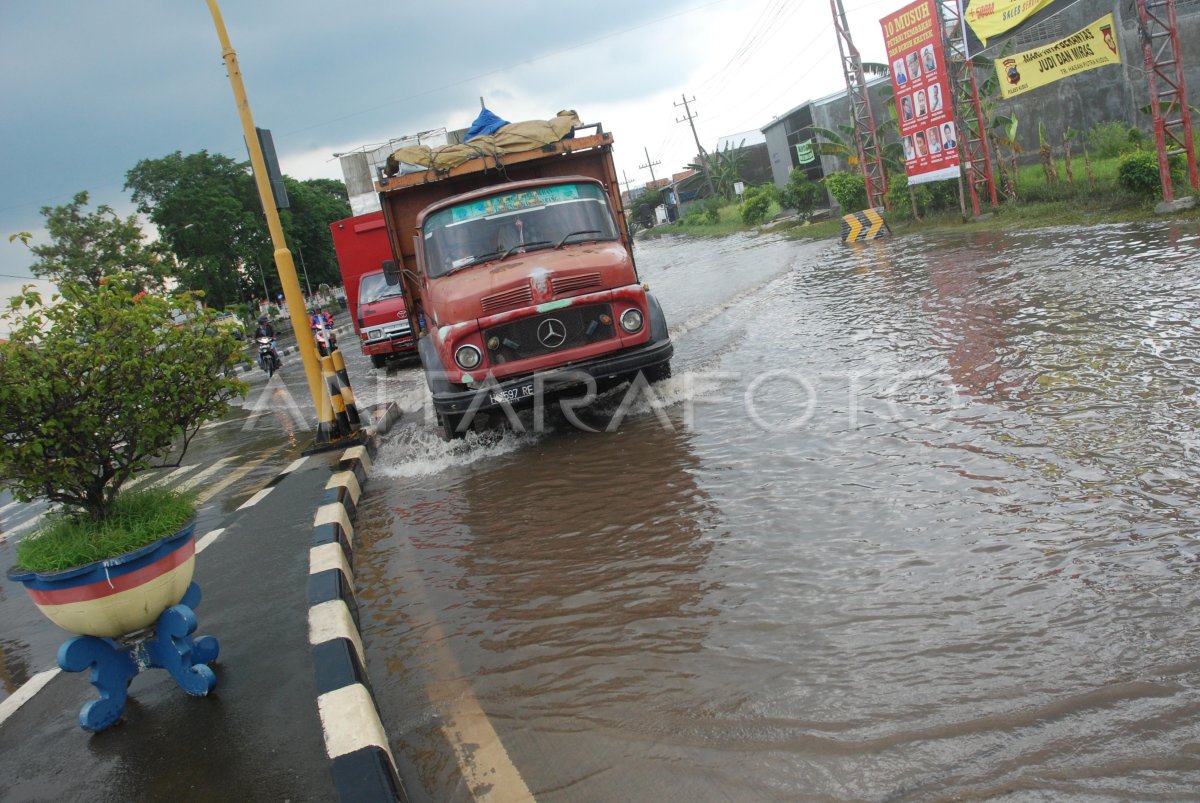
[0,451,345,800]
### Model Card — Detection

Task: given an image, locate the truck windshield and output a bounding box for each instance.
[359,272,404,305]
[422,182,618,279]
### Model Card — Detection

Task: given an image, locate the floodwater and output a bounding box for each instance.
[355,221,1200,801]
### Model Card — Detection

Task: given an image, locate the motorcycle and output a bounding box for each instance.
[313,323,337,357]
[256,336,281,377]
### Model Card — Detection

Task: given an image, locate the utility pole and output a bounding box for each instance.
[676,94,718,198]
[639,147,661,187]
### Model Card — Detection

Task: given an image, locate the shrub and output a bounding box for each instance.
[822,171,867,212]
[703,196,722,224]
[778,168,824,220]
[740,184,776,225]
[0,279,245,525]
[1088,122,1146,159]
[1117,149,1181,197]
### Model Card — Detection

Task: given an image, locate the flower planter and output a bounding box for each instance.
[6,519,218,731]
[7,519,197,638]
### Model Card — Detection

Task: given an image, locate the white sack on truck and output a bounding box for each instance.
[384,110,582,176]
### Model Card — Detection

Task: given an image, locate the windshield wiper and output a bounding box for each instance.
[500,240,553,260]
[556,229,603,248]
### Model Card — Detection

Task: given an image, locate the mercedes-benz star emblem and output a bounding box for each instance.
[537,318,567,349]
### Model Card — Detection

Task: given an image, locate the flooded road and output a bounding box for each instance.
[358,221,1199,800]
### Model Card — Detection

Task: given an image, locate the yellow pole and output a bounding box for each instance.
[205,0,337,442]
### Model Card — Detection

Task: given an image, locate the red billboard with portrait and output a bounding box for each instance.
[881,0,960,185]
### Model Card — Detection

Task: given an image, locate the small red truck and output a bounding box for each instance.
[375,122,673,438]
[329,211,416,368]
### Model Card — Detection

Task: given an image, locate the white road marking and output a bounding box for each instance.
[176,457,236,492]
[0,668,61,728]
[236,487,273,510]
[196,528,225,554]
[0,513,46,544]
[281,455,310,475]
[195,450,280,505]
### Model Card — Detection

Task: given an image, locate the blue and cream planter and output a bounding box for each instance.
[7,519,219,732]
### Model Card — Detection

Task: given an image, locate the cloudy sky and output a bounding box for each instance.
[0,0,898,314]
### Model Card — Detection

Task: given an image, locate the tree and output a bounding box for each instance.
[126,152,354,307]
[11,191,170,292]
[688,140,749,200]
[0,280,244,521]
[125,151,268,309]
[628,189,664,227]
[280,177,352,290]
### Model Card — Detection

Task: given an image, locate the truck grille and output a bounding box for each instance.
[481,285,533,314]
[551,272,602,295]
[384,320,411,338]
[485,303,614,364]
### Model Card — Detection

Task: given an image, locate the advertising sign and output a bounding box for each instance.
[794,141,816,164]
[881,0,960,186]
[995,13,1121,99]
[964,0,1056,48]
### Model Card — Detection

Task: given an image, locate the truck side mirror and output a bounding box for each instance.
[382,259,401,287]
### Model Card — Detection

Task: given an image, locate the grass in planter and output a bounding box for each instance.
[16,487,197,574]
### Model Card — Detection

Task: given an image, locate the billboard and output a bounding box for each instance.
[881,0,960,186]
[965,0,1056,48]
[995,13,1121,99]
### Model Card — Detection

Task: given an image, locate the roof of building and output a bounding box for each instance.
[760,75,891,134]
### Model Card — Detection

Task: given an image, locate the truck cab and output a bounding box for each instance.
[330,212,416,368]
[377,129,671,438]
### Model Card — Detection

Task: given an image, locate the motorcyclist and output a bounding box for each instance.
[253,315,281,368]
[310,306,335,353]
[253,314,276,340]
[309,306,333,332]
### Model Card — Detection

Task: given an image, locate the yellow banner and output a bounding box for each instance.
[995,13,1121,99]
[966,0,1055,45]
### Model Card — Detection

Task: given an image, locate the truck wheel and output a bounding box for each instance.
[371,354,386,369]
[437,412,466,441]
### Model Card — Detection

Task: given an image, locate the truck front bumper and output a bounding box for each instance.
[431,338,674,416]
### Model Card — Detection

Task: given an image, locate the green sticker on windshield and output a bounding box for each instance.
[450,185,581,222]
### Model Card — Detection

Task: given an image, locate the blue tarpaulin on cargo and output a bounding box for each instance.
[464,107,510,142]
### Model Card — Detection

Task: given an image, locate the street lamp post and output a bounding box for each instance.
[206,0,347,447]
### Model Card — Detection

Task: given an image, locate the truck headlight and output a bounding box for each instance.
[367,329,383,341]
[455,345,482,370]
[619,308,644,333]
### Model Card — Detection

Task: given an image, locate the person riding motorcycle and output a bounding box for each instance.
[253,315,281,369]
[310,306,336,353]
[253,315,276,340]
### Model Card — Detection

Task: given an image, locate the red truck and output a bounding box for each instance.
[376,124,673,438]
[329,211,417,368]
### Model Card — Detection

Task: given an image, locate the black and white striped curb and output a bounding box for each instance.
[308,402,409,803]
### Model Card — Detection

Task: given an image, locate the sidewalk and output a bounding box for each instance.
[0,409,400,801]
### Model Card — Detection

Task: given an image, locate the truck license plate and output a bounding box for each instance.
[491,383,535,406]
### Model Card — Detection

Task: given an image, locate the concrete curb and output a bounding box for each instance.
[307,401,409,803]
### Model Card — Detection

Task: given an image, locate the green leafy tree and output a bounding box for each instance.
[628,189,664,227]
[10,191,170,292]
[0,280,245,521]
[280,177,352,290]
[125,150,268,309]
[688,140,749,200]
